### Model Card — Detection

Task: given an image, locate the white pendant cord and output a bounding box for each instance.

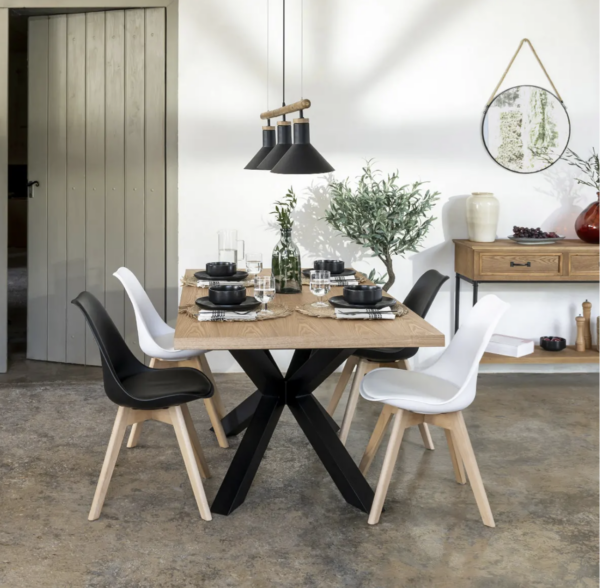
[300,0,304,99]
[266,0,270,110]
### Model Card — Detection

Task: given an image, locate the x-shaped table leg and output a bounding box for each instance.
[210,348,374,516]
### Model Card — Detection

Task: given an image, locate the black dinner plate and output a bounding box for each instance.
[195,296,261,312]
[328,295,396,310]
[302,268,356,277]
[194,270,249,281]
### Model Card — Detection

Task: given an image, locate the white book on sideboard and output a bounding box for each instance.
[486,334,535,358]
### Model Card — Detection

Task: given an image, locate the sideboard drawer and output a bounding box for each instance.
[570,254,599,277]
[479,254,561,276]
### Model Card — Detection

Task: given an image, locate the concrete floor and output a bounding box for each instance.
[0,357,597,587]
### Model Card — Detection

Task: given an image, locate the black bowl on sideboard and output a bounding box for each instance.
[314,259,345,274]
[539,336,567,352]
[205,261,237,277]
[343,285,383,305]
[208,284,246,305]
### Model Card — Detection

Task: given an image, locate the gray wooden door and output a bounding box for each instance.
[27,9,166,365]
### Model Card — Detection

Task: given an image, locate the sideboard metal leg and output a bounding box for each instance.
[473,281,479,306]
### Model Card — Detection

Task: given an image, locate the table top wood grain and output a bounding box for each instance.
[174,269,445,351]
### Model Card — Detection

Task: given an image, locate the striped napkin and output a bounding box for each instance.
[197,280,246,288]
[198,310,257,322]
[335,308,394,320]
[330,277,359,286]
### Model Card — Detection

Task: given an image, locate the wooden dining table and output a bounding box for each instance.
[175,269,445,517]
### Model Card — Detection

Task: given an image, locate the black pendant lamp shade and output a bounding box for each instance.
[244,126,276,170]
[256,121,292,170]
[271,119,334,174]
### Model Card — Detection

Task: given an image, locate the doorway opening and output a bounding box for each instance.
[7,11,28,361]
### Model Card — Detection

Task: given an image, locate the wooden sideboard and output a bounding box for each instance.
[453,239,599,365]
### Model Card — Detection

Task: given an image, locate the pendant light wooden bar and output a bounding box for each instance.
[260,98,311,120]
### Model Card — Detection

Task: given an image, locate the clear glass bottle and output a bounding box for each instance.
[271,228,302,293]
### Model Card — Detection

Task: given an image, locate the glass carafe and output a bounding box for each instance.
[218,229,245,265]
[271,228,301,293]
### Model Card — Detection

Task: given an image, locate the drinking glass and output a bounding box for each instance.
[254,275,275,315]
[246,252,263,276]
[310,270,330,307]
[218,229,245,265]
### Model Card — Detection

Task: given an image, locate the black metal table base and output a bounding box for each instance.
[210,348,374,516]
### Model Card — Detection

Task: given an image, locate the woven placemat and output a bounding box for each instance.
[181,276,255,288]
[296,300,409,320]
[178,303,292,322]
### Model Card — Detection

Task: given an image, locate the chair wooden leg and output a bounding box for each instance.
[197,354,226,419]
[444,428,466,484]
[446,412,494,527]
[88,406,130,521]
[339,358,373,446]
[418,423,435,450]
[388,360,434,451]
[180,403,211,479]
[203,397,229,448]
[368,409,407,525]
[127,423,143,448]
[169,406,212,521]
[359,404,396,476]
[326,355,358,416]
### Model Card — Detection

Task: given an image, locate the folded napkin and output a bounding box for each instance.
[198,310,257,322]
[335,308,395,320]
[197,280,246,288]
[330,277,359,285]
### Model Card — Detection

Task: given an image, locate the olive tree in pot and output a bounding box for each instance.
[324,162,439,291]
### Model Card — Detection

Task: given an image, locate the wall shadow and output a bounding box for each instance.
[292,175,371,264]
[537,163,584,236]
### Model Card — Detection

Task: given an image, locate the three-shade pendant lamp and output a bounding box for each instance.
[244,0,333,174]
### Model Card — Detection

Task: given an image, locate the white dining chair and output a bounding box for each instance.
[358,294,509,526]
[113,267,228,448]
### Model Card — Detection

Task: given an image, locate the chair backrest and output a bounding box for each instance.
[71,291,145,405]
[403,269,449,318]
[422,294,509,406]
[113,267,173,357]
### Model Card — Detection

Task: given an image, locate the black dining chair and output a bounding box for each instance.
[327,269,449,447]
[72,292,214,522]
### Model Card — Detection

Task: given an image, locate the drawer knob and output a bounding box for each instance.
[510,261,531,267]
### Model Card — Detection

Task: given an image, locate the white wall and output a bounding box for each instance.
[179,0,599,373]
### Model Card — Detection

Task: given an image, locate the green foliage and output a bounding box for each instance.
[497,111,524,170]
[562,148,600,192]
[367,269,388,287]
[324,161,439,290]
[528,89,558,165]
[270,187,297,231]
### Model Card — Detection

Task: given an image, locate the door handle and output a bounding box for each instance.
[27,180,40,198]
[510,261,531,267]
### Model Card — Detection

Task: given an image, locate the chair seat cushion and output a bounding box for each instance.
[120,367,213,409]
[353,347,417,362]
[360,368,463,414]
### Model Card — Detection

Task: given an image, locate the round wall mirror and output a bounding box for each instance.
[482,85,570,174]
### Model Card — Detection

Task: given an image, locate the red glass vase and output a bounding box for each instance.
[575,192,600,244]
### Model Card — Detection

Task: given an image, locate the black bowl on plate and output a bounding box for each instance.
[539,336,566,352]
[314,259,345,274]
[208,284,246,305]
[343,285,382,305]
[205,262,237,277]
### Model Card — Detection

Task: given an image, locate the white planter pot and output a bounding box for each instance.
[466,192,499,242]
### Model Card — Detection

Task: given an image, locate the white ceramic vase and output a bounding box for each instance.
[466,192,499,242]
